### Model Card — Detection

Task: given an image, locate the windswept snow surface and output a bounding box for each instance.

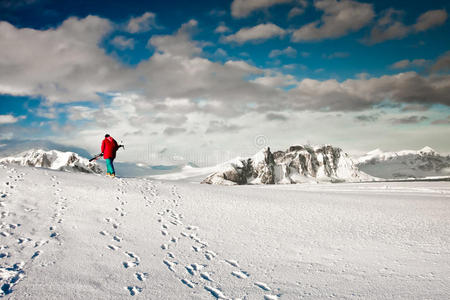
[0,165,449,298]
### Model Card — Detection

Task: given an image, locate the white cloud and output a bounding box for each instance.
[292,0,375,42]
[148,19,202,57]
[269,46,297,58]
[126,12,157,33]
[429,51,450,73]
[390,59,429,69]
[366,9,448,45]
[288,72,450,111]
[110,35,135,50]
[0,114,23,124]
[288,7,305,19]
[288,0,308,18]
[252,72,297,88]
[0,16,130,103]
[68,106,97,121]
[215,22,231,33]
[414,9,448,32]
[231,0,293,18]
[223,23,286,44]
[214,48,228,57]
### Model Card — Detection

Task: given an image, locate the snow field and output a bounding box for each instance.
[0,164,449,299]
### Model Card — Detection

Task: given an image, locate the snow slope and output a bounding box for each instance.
[1,165,449,299]
[0,149,102,174]
[358,146,450,179]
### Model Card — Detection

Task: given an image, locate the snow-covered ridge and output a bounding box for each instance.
[357,146,450,179]
[0,149,102,174]
[202,145,374,185]
[358,146,438,164]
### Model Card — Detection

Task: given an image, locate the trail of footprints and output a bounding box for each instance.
[98,182,149,296]
[157,184,280,299]
[0,167,51,296]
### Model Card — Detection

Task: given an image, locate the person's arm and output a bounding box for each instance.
[101,140,105,153]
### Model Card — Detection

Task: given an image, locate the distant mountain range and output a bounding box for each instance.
[357,146,450,179]
[0,141,448,182]
[0,149,102,174]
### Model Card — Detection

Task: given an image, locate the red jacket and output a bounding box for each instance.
[101,137,119,159]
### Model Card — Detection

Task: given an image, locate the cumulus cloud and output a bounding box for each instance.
[291,0,375,42]
[269,46,297,58]
[110,35,135,50]
[148,20,202,57]
[231,0,293,18]
[288,72,450,111]
[0,114,23,124]
[126,12,157,33]
[215,22,231,33]
[366,9,448,45]
[429,51,450,73]
[288,0,308,18]
[0,16,132,103]
[413,9,448,32]
[223,23,286,44]
[390,58,429,69]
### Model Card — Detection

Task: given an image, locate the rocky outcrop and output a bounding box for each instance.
[202,145,373,185]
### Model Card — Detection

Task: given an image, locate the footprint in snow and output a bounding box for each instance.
[123,261,139,269]
[204,286,227,299]
[125,286,142,296]
[255,282,271,291]
[200,272,213,282]
[181,278,195,288]
[135,272,149,281]
[163,260,176,272]
[205,250,217,260]
[231,270,249,279]
[31,250,41,259]
[225,259,240,268]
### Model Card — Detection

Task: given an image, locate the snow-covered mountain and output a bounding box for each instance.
[357,146,450,179]
[0,149,103,174]
[202,145,374,185]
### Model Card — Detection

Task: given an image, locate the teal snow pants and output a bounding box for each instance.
[105,158,115,174]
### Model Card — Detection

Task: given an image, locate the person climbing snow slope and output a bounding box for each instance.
[101,134,120,177]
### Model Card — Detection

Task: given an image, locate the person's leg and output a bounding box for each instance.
[105,159,113,175]
[110,158,115,175]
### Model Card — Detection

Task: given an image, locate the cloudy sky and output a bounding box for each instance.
[0,0,449,165]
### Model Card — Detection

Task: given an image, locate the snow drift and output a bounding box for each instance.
[202,145,374,185]
[0,149,102,174]
[357,146,450,179]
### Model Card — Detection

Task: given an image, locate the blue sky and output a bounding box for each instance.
[0,0,449,165]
